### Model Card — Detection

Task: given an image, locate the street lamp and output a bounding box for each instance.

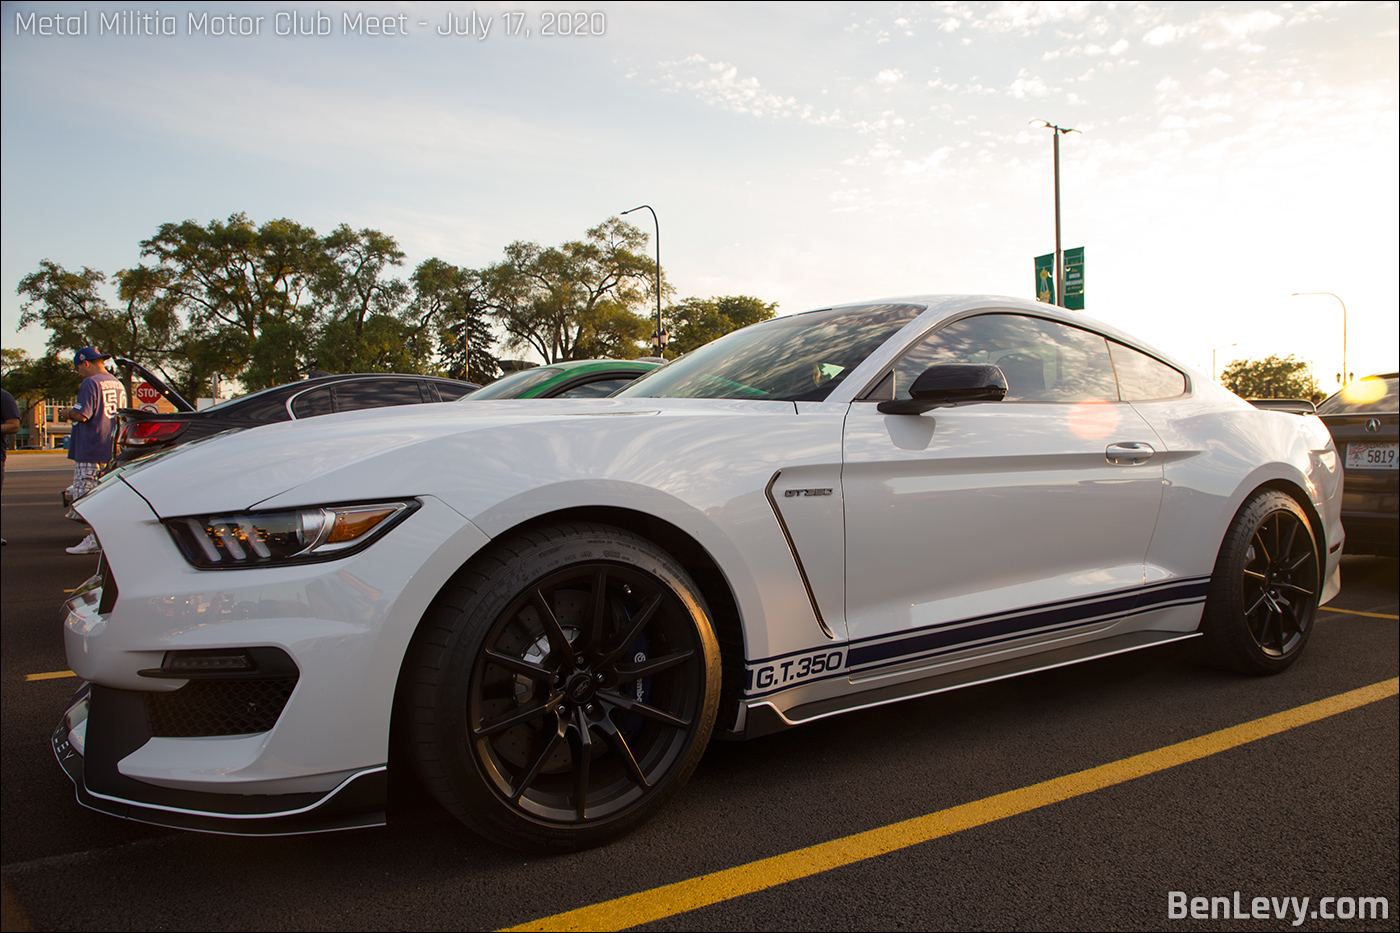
[1290,292,1347,387]
[1031,120,1079,307]
[621,205,663,358]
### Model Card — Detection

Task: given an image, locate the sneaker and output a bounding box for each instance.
[66,534,100,555]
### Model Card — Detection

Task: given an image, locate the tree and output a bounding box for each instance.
[413,259,499,382]
[17,259,192,403]
[141,214,323,389]
[1221,355,1319,399]
[484,218,657,363]
[112,265,183,364]
[0,354,82,405]
[171,327,252,403]
[664,295,778,357]
[16,261,109,351]
[0,348,28,378]
[316,225,411,339]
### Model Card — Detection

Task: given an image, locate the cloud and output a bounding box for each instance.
[982,1,1094,33]
[1202,8,1285,50]
[653,54,842,125]
[1143,24,1179,45]
[1008,70,1051,98]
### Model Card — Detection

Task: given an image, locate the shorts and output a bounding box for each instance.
[72,461,106,500]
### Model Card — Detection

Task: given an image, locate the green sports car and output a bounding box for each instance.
[467,358,660,400]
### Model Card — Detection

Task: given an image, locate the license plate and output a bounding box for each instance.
[1346,442,1398,470]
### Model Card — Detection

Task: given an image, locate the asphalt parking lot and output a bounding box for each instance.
[3,452,1396,931]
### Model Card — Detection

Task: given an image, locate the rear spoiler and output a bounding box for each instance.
[1247,398,1317,414]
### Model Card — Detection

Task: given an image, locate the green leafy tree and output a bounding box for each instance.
[316,225,411,340]
[16,259,186,400]
[243,314,316,389]
[664,295,778,357]
[16,261,109,352]
[0,354,82,405]
[414,259,499,382]
[1,348,28,377]
[172,327,253,403]
[1221,355,1319,399]
[571,301,653,360]
[141,214,323,389]
[484,218,658,363]
[313,315,423,375]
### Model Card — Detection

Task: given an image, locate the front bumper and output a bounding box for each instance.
[54,682,388,834]
[56,479,491,834]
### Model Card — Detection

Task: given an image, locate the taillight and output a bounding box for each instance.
[124,421,186,447]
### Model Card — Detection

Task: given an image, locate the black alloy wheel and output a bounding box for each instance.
[407,523,720,851]
[1203,489,1320,675]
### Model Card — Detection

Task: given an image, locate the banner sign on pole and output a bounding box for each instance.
[1034,253,1055,304]
[1063,246,1085,310]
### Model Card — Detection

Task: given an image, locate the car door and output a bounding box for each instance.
[840,313,1167,679]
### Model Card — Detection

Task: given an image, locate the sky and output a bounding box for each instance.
[2,1,1396,390]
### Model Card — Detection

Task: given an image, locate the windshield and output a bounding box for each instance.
[615,304,924,401]
[467,367,563,400]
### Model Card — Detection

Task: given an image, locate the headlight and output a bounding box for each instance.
[164,500,418,569]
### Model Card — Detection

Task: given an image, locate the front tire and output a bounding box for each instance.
[1201,489,1320,675]
[406,523,720,851]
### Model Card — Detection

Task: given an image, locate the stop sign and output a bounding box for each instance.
[134,382,162,405]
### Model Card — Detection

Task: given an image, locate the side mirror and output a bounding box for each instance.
[877,363,1008,415]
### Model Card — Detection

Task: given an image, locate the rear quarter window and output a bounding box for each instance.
[1109,342,1186,401]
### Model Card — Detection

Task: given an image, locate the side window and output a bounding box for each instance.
[290,387,333,419]
[238,396,295,423]
[1109,342,1186,400]
[333,381,426,413]
[889,314,1119,403]
[433,382,476,402]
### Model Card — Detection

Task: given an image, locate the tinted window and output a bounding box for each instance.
[334,381,425,413]
[617,304,924,401]
[433,382,477,402]
[203,384,296,420]
[290,387,334,418]
[890,314,1118,402]
[1109,342,1186,401]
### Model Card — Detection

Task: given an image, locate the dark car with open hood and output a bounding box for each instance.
[111,363,479,466]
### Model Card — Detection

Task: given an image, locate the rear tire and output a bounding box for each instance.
[1201,489,1319,675]
[406,522,720,851]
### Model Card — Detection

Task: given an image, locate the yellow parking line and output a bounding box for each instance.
[25,670,77,681]
[505,677,1400,933]
[1320,606,1399,620]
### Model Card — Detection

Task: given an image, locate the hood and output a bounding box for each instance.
[114,397,789,518]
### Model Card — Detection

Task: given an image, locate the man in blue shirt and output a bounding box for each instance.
[60,347,126,555]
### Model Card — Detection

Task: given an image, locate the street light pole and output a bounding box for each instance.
[622,205,663,358]
[1032,120,1079,307]
[1290,292,1347,387]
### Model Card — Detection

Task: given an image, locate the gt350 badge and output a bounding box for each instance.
[784,488,833,497]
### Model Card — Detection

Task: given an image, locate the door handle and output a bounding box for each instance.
[1106,442,1155,464]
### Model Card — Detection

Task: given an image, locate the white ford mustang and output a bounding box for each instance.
[55,296,1343,850]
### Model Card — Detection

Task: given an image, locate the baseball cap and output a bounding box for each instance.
[73,347,111,365]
